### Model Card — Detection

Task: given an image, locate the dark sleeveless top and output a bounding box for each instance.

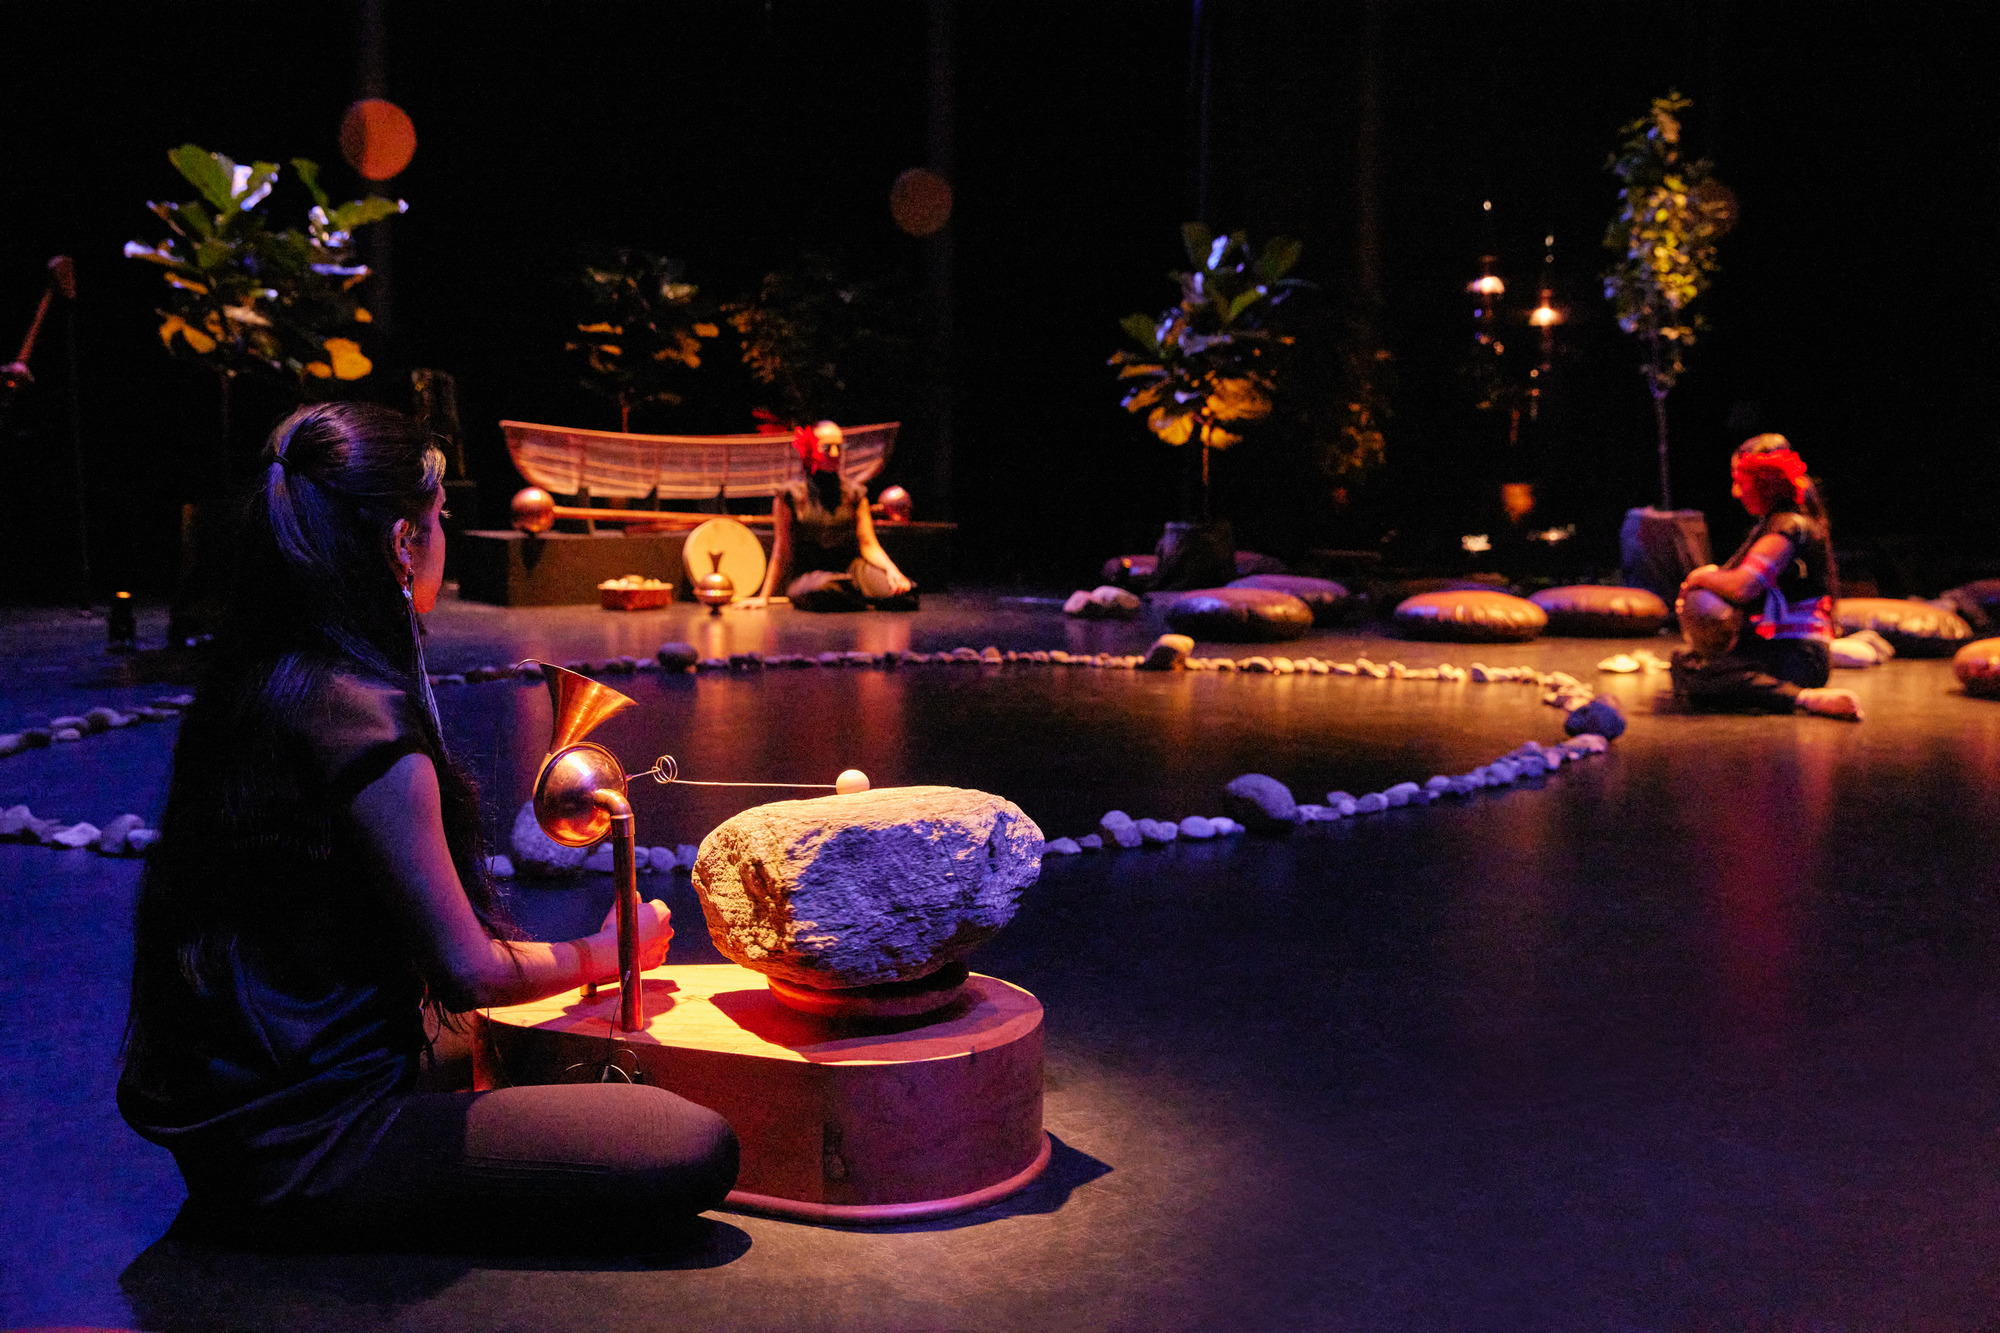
[118,675,432,1208]
[1727,510,1834,643]
[783,477,867,574]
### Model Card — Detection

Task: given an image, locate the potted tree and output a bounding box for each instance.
[567,248,720,433]
[1110,224,1302,589]
[127,144,403,641]
[1601,92,1737,600]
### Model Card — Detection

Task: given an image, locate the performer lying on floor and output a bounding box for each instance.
[119,403,738,1251]
[1670,433,1862,720]
[740,420,916,612]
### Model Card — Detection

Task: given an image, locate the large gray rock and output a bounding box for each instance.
[510,799,591,876]
[1222,774,1298,832]
[692,785,1044,988]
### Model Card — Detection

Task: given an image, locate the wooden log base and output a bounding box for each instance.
[764,960,972,1019]
[476,962,1047,1224]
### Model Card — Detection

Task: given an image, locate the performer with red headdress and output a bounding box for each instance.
[740,420,916,612]
[1670,433,1862,719]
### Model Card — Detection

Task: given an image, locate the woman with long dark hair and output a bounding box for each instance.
[1670,433,1862,719]
[739,420,915,611]
[120,403,737,1250]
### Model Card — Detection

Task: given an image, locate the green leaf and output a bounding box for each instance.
[1256,236,1302,282]
[291,157,329,207]
[1225,289,1264,323]
[1179,222,1214,269]
[328,196,405,231]
[1119,312,1161,353]
[168,144,237,212]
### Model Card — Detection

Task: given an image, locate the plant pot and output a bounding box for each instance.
[1152,519,1235,592]
[1618,506,1712,610]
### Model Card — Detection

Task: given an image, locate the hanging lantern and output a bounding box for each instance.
[339,99,418,181]
[889,168,953,237]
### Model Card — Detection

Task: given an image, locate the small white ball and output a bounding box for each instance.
[835,769,870,795]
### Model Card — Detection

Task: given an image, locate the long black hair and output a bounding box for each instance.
[130,403,513,1039]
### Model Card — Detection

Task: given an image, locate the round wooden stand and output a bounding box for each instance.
[475,962,1048,1224]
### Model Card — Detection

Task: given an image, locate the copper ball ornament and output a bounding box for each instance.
[889,168,953,238]
[511,487,556,534]
[339,99,418,181]
[693,550,735,614]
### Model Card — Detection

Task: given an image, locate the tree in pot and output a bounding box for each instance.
[567,248,720,433]
[127,145,403,641]
[1110,224,1303,589]
[1601,91,1736,512]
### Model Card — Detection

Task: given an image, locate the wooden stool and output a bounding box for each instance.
[474,963,1049,1224]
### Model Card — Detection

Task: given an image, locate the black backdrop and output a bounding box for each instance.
[3,1,1994,600]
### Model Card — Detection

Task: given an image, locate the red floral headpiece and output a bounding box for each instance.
[753,409,841,474]
[1732,446,1809,505]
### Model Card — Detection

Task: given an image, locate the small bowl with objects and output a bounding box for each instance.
[598,575,676,611]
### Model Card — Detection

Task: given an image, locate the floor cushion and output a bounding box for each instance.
[1833,597,1974,658]
[1164,587,1315,642]
[1228,574,1351,626]
[1937,579,2000,632]
[1234,551,1287,578]
[1529,585,1670,636]
[1392,590,1547,642]
[1954,638,2000,698]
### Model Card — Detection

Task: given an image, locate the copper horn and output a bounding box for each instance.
[527,662,647,1031]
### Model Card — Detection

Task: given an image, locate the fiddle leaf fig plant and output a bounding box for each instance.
[125,144,402,388]
[1110,224,1303,519]
[1602,92,1736,509]
[568,248,720,431]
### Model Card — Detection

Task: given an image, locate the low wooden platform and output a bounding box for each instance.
[455,524,956,606]
[474,962,1048,1223]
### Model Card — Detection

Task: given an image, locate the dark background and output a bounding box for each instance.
[3,1,1994,600]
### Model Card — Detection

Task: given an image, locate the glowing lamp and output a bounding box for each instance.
[1530,303,1561,327]
[1468,275,1505,296]
[339,99,417,181]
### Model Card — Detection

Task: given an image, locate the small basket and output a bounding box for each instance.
[598,580,675,611]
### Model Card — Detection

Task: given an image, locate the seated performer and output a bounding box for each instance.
[740,420,916,612]
[119,403,738,1250]
[1670,433,1862,720]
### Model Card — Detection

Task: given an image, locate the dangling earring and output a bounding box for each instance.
[404,568,443,735]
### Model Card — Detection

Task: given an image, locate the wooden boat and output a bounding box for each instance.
[501,419,898,502]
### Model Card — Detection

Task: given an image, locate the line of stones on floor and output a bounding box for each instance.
[0,642,1632,863]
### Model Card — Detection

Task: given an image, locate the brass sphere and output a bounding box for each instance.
[511,487,557,534]
[877,485,912,523]
[693,549,735,614]
[533,742,627,846]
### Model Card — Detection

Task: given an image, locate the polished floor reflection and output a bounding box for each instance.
[3,592,1997,1330]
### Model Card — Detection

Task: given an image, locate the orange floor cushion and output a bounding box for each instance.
[1953,638,2000,698]
[1529,585,1670,637]
[1834,597,1973,658]
[1164,587,1315,642]
[1392,590,1547,642]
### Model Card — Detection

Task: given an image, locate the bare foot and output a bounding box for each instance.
[1796,687,1863,720]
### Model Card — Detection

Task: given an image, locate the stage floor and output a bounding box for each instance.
[4,589,1998,1330]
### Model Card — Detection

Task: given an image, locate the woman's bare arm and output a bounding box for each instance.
[1681,533,1794,605]
[854,501,912,594]
[350,753,671,1011]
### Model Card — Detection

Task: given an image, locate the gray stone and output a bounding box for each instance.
[1099,810,1135,837]
[49,716,88,734]
[1078,833,1104,850]
[97,813,146,855]
[1138,818,1178,843]
[1325,792,1359,816]
[1107,821,1144,849]
[1223,774,1297,832]
[691,785,1044,987]
[582,843,616,873]
[127,829,161,854]
[647,847,674,872]
[633,846,652,870]
[1,805,35,837]
[510,800,589,876]
[1178,815,1217,839]
[676,844,699,869]
[1045,837,1083,855]
[52,728,84,743]
[485,854,517,878]
[0,734,22,756]
[52,822,101,848]
[656,642,699,672]
[1211,817,1246,836]
[86,706,131,731]
[1384,782,1421,806]
[1565,733,1609,755]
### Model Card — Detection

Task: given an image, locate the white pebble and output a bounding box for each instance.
[1210,817,1246,836]
[835,769,870,795]
[1078,833,1104,850]
[1354,793,1388,814]
[1139,819,1178,843]
[1178,816,1217,839]
[1384,782,1421,805]
[676,844,699,868]
[1325,791,1358,816]
[484,854,517,878]
[1044,837,1082,855]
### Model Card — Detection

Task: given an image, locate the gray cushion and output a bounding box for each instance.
[1165,587,1315,642]
[1227,574,1351,626]
[1834,597,1973,657]
[1529,585,1670,637]
[1393,590,1547,643]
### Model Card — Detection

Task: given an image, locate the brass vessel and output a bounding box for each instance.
[693,550,735,614]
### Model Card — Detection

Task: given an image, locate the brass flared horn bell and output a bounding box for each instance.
[534,664,637,848]
[525,661,647,1031]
